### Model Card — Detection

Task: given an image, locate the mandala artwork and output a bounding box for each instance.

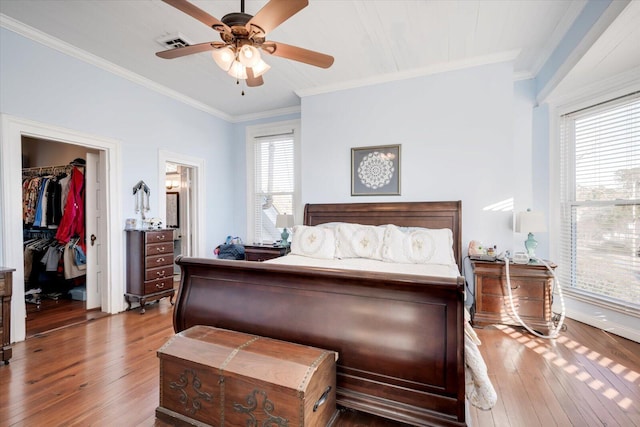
[357,151,395,189]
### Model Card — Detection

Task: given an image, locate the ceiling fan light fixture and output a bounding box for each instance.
[252,59,271,77]
[211,46,235,71]
[238,44,261,68]
[228,60,248,80]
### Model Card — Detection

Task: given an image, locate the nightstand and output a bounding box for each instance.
[244,244,290,262]
[470,259,556,333]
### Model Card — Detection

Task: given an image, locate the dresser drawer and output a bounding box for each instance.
[0,278,5,295]
[144,277,173,294]
[145,265,173,282]
[146,241,173,256]
[146,253,173,269]
[481,276,544,299]
[145,230,173,244]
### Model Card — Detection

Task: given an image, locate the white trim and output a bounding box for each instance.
[296,51,520,98]
[548,78,640,344]
[245,120,301,243]
[0,114,124,343]
[157,150,206,257]
[564,296,640,343]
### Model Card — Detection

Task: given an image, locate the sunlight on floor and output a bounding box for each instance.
[495,324,637,410]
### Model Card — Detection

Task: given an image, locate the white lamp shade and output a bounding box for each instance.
[275,214,294,228]
[251,59,271,77]
[516,210,547,233]
[211,46,234,71]
[238,45,261,68]
[227,60,248,80]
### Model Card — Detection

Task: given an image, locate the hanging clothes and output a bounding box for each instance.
[55,166,85,249]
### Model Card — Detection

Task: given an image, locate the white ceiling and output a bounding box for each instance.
[0,0,637,121]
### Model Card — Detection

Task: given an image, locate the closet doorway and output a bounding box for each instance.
[22,137,108,337]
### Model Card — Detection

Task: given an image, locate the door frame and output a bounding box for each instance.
[0,114,123,343]
[158,150,206,257]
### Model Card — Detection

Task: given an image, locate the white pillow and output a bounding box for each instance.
[382,224,456,265]
[290,225,336,259]
[334,223,385,260]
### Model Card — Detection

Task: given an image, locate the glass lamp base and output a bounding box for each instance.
[524,232,538,258]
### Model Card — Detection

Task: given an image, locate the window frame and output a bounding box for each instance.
[245,119,301,245]
[556,91,640,317]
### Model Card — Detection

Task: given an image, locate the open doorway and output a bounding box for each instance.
[158,150,206,264]
[21,137,109,337]
[165,162,194,281]
[1,114,124,345]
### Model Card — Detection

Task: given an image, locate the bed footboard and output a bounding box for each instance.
[173,257,466,427]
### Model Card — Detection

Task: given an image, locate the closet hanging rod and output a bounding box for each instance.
[22,163,83,176]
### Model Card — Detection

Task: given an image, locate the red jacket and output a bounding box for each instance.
[56,167,85,249]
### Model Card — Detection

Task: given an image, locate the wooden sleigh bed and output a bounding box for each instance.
[173,201,467,426]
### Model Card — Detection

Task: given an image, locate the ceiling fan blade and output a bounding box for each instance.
[155,41,224,59]
[262,41,334,69]
[247,0,308,35]
[246,68,264,87]
[162,0,230,33]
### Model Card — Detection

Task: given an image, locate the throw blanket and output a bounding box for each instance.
[464,309,497,409]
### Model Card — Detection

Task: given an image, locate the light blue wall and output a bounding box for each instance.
[300,62,538,256]
[0,27,234,256]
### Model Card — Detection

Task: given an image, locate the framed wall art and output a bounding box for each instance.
[351,144,401,196]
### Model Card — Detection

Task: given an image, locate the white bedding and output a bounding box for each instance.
[265,253,498,410]
[266,253,461,278]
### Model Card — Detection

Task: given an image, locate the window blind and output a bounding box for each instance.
[252,131,295,244]
[559,92,640,311]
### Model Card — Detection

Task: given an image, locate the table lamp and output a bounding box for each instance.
[516,209,547,258]
[275,214,294,246]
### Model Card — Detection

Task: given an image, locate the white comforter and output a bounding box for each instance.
[266,254,497,410]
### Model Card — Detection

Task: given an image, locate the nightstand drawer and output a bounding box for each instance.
[481,277,544,299]
[480,295,546,318]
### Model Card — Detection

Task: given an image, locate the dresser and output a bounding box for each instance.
[244,244,289,261]
[470,260,556,333]
[1,267,15,364]
[125,230,176,313]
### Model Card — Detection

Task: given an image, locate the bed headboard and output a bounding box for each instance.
[304,201,462,268]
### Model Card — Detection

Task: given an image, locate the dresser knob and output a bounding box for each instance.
[156,258,165,263]
[156,283,165,289]
[156,271,165,277]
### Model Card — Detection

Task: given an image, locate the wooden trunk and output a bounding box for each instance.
[156,326,338,427]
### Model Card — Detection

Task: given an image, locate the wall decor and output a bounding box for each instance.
[351,144,401,196]
[166,192,180,228]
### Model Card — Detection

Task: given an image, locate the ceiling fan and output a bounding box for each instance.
[156,0,334,89]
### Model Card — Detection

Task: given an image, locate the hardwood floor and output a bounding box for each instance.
[468,320,640,427]
[1,300,638,427]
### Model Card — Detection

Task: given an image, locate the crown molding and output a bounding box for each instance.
[0,14,235,122]
[230,105,301,124]
[295,50,521,98]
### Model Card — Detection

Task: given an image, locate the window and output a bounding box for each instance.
[246,121,300,244]
[559,92,640,311]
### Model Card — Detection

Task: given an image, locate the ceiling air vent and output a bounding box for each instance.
[156,33,193,49]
